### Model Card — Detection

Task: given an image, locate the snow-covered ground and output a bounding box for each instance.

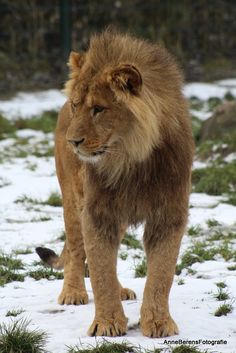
[0,80,236,353]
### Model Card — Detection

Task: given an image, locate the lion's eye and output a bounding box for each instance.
[92,105,105,116]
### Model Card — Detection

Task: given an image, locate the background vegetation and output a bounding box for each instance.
[1,0,236,95]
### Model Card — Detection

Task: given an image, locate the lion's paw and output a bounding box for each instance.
[120,287,136,301]
[140,315,179,338]
[88,315,128,337]
[58,289,88,305]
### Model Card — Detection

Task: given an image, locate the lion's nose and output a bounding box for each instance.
[68,138,85,148]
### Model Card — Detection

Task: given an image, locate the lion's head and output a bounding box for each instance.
[64,30,184,182]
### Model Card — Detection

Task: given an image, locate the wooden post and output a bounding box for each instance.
[60,0,72,60]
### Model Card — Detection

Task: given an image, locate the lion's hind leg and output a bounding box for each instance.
[140,222,184,338]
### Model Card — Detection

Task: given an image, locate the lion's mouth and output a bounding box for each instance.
[76,146,107,163]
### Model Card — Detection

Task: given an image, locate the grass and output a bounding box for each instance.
[121,233,142,250]
[44,191,62,207]
[119,251,128,260]
[134,258,147,278]
[14,110,58,133]
[215,281,227,289]
[224,193,236,206]
[213,288,230,301]
[206,219,221,228]
[207,96,222,111]
[14,248,33,255]
[31,215,52,222]
[189,97,204,111]
[171,346,208,353]
[0,177,11,188]
[197,130,236,160]
[68,341,207,353]
[0,110,57,138]
[176,236,236,274]
[177,278,185,285]
[15,195,40,205]
[6,309,25,317]
[0,253,24,270]
[58,230,66,241]
[15,191,62,207]
[207,229,236,241]
[187,225,202,236]
[27,267,63,281]
[0,253,25,286]
[67,341,138,353]
[191,115,202,143]
[192,161,236,196]
[0,267,25,286]
[227,264,236,271]
[214,303,234,317]
[0,115,16,139]
[0,319,47,353]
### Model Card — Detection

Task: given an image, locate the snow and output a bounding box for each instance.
[0,78,235,121]
[184,80,236,100]
[0,90,66,120]
[0,83,236,353]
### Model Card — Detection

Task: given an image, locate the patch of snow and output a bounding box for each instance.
[0,90,66,120]
[216,78,236,87]
[224,152,236,163]
[193,160,207,169]
[190,109,212,121]
[184,82,236,100]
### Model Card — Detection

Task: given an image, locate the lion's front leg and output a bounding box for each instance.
[82,208,127,337]
[140,222,185,338]
[58,196,88,306]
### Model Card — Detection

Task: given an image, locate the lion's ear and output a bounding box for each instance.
[68,51,85,71]
[108,64,142,95]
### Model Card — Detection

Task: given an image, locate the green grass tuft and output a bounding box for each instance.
[227,264,236,271]
[6,309,25,317]
[0,319,47,353]
[0,253,24,270]
[43,191,62,207]
[224,193,236,206]
[58,230,66,241]
[172,345,206,353]
[67,341,138,353]
[215,281,227,289]
[214,303,233,317]
[206,219,221,228]
[121,233,142,250]
[187,225,202,236]
[28,267,63,281]
[14,248,33,255]
[15,191,62,208]
[0,267,25,286]
[134,259,147,278]
[0,115,16,139]
[213,288,230,301]
[0,253,25,286]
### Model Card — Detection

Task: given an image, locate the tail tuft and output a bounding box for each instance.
[36,247,61,268]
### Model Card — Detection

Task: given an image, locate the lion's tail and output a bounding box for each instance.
[35,244,65,270]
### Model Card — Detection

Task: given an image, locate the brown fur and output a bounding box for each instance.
[38,30,194,337]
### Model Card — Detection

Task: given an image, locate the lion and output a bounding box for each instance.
[36,29,194,338]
